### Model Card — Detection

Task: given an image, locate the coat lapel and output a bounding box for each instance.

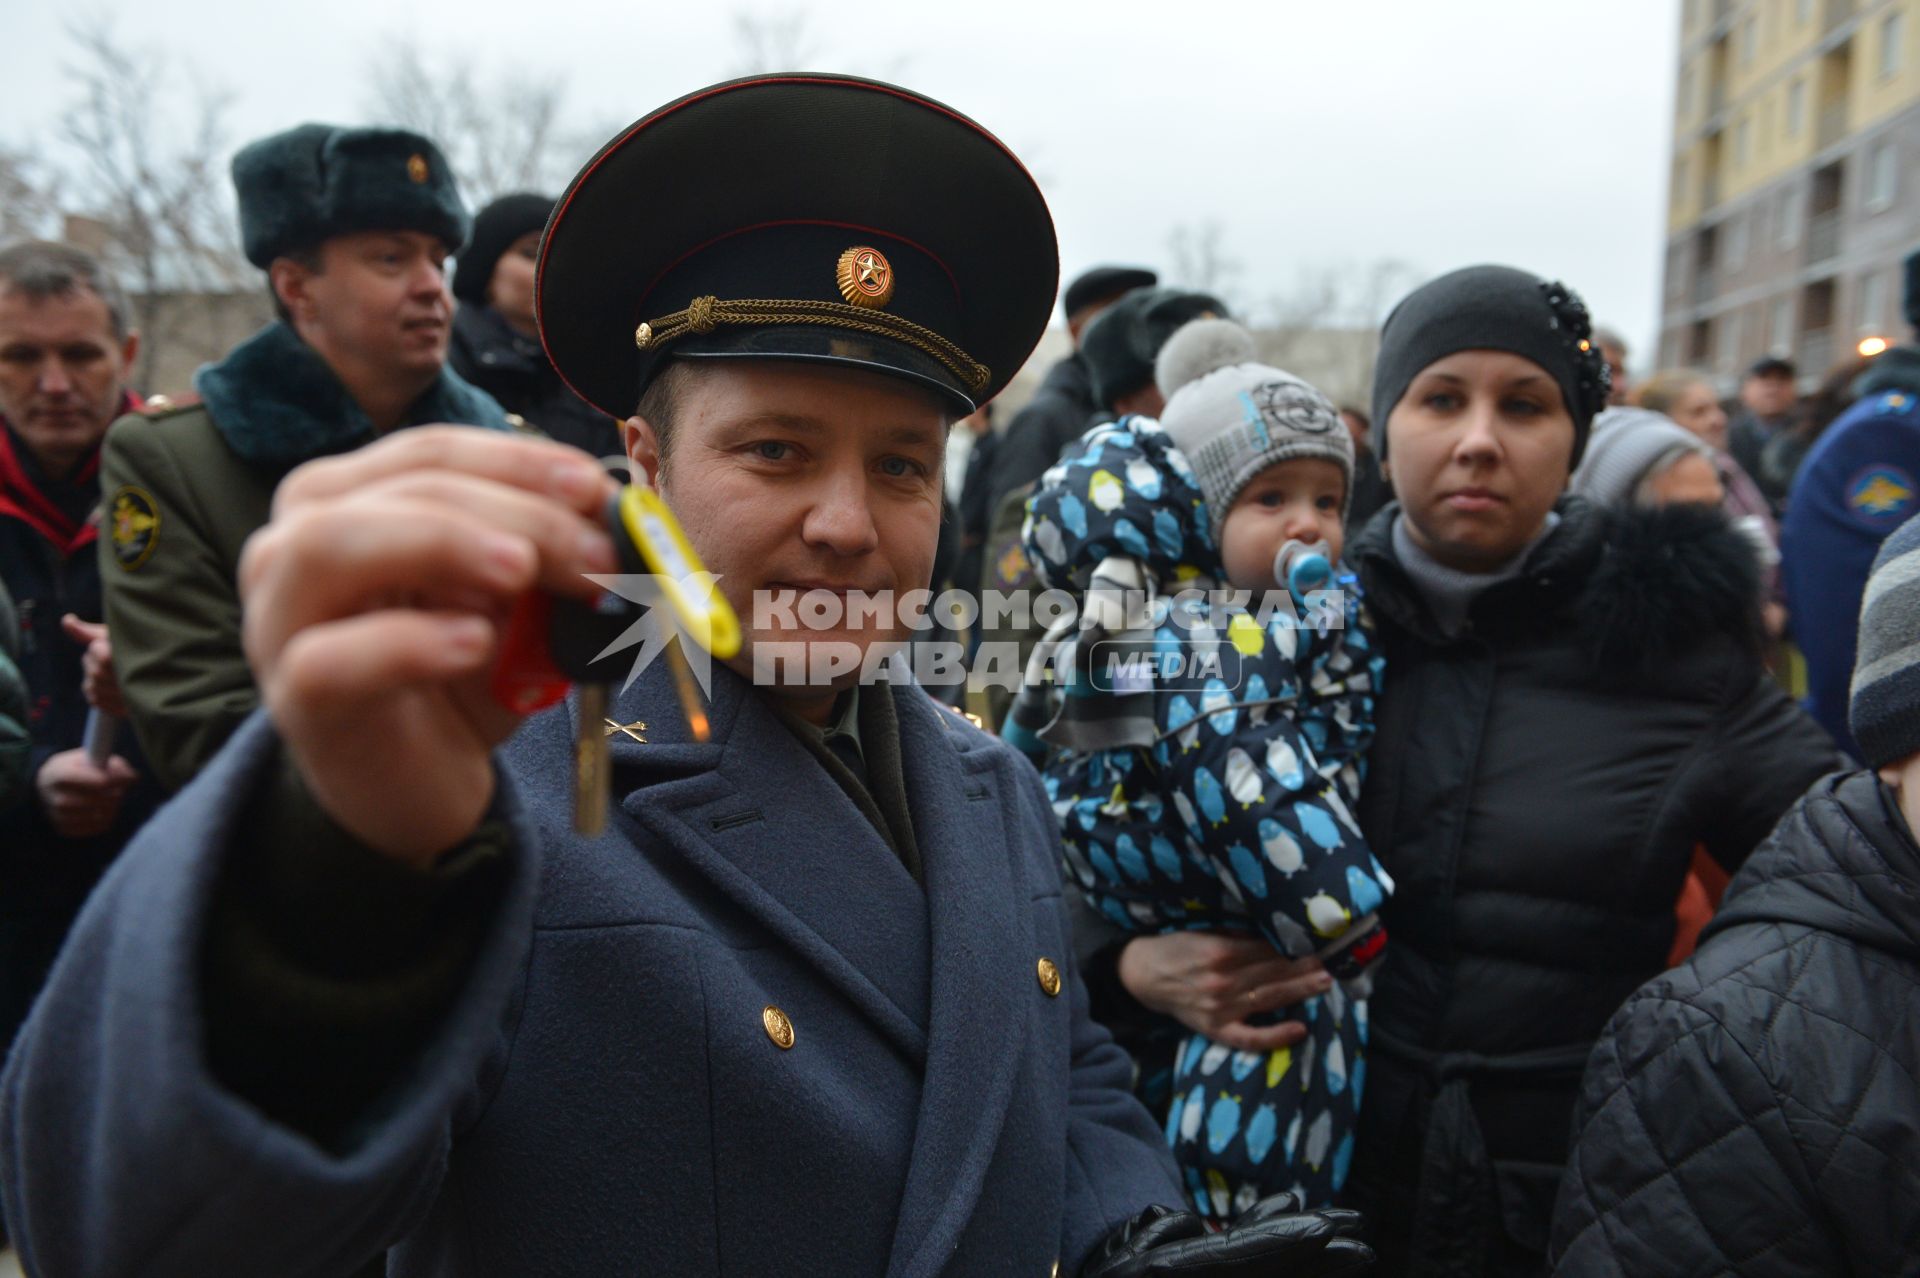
[601,663,933,1062]
[884,686,1030,1278]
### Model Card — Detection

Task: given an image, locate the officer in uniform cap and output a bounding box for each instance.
[1783,245,1920,756]
[2,77,1372,1277]
[99,121,517,794]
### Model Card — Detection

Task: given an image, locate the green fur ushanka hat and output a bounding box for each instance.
[231,123,471,268]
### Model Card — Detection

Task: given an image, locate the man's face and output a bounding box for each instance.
[0,286,136,478]
[487,231,541,334]
[290,230,454,380]
[1741,371,1795,418]
[626,361,948,708]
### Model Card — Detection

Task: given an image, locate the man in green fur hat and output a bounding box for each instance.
[101,123,524,793]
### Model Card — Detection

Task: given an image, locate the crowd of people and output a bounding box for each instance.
[1,70,1917,1278]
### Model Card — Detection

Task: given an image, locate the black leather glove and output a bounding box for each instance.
[1079,1195,1374,1277]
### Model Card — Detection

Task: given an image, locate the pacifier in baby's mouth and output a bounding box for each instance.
[1274,539,1334,605]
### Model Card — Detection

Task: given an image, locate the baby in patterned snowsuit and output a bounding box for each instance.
[1005,319,1391,1218]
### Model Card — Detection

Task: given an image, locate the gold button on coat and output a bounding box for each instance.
[763,1004,795,1049]
[1036,957,1062,998]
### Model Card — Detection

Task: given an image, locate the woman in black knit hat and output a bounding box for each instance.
[448,193,619,456]
[1078,267,1846,1267]
[1328,265,1839,1274]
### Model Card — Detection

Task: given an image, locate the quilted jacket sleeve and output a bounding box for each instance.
[1694,666,1847,875]
[1157,687,1388,983]
[1550,989,1837,1277]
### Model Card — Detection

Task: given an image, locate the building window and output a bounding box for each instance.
[1882,10,1906,80]
[1866,138,1899,211]
[1798,0,1815,24]
[1773,296,1796,353]
[1721,310,1745,371]
[1777,187,1803,248]
[1726,213,1750,270]
[1788,78,1808,136]
[1680,66,1695,119]
[1860,272,1890,333]
[1737,117,1754,166]
[1740,15,1759,66]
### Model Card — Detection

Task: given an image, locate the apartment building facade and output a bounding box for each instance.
[1660,0,1920,387]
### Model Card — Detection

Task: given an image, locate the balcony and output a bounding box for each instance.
[1807,210,1842,263]
[1818,102,1849,148]
[1694,268,1720,306]
[1801,327,1835,374]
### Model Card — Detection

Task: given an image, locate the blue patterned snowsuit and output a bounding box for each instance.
[1008,417,1391,1217]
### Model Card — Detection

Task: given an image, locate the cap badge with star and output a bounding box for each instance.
[837,246,895,309]
[536,74,1058,416]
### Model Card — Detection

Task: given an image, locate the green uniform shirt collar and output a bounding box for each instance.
[194,320,511,467]
[796,687,865,775]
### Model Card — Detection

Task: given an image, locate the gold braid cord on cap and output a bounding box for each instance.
[633,296,990,395]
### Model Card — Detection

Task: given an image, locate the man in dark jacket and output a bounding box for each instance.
[448,192,620,457]
[982,264,1155,516]
[1727,356,1797,510]
[1782,249,1920,756]
[1550,513,1920,1277]
[0,240,160,1058]
[101,123,517,794]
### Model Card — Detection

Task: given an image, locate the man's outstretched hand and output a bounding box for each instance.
[1080,1196,1373,1277]
[239,428,619,868]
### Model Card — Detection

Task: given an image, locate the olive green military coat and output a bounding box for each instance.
[100,321,514,791]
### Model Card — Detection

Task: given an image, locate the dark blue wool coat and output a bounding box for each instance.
[1,662,1181,1276]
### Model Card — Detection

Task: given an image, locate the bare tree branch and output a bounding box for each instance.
[364,43,581,205]
[1167,221,1243,308]
[0,146,65,244]
[54,16,250,390]
[730,10,819,74]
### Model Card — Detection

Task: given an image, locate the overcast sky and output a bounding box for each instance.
[9,0,1682,362]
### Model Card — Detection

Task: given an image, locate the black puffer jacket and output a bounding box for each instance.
[1343,497,1843,1278]
[982,354,1098,515]
[448,304,619,457]
[1550,770,1920,1277]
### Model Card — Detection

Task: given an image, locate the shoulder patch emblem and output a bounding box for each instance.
[1847,465,1916,526]
[996,541,1031,587]
[110,485,161,570]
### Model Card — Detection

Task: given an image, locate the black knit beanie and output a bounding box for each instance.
[452,192,553,304]
[1370,264,1610,467]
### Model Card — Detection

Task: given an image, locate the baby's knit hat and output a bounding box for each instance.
[1850,513,1920,768]
[1570,407,1715,509]
[1154,318,1352,539]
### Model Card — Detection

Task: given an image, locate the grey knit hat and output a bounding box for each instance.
[1569,407,1714,509]
[1850,513,1920,767]
[1154,318,1353,536]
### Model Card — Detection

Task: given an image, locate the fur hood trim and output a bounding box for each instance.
[195,321,510,467]
[1578,501,1764,676]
